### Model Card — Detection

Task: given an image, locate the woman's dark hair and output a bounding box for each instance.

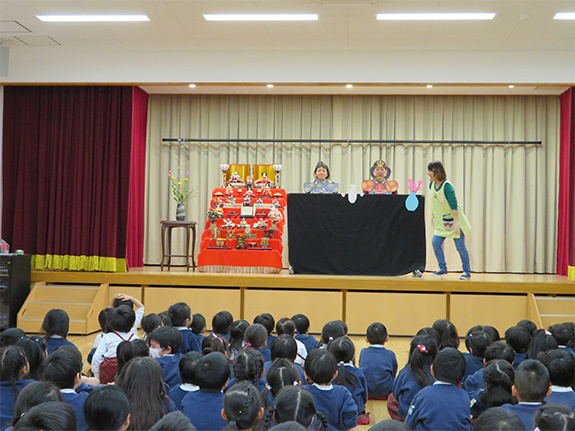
[270,386,328,431]
[234,348,264,387]
[201,333,229,355]
[15,337,45,380]
[141,313,162,338]
[0,345,29,401]
[432,319,460,349]
[266,358,300,398]
[270,335,298,362]
[320,321,346,346]
[180,351,203,385]
[41,309,70,338]
[304,349,337,384]
[276,318,297,337]
[107,305,136,333]
[117,339,149,372]
[533,404,575,431]
[480,359,517,408]
[83,385,131,431]
[327,336,358,389]
[245,324,268,349]
[427,161,447,182]
[526,332,558,359]
[229,320,250,360]
[115,357,169,431]
[190,313,206,335]
[407,335,438,388]
[313,161,331,180]
[149,411,196,431]
[12,381,62,427]
[13,401,77,431]
[169,302,191,327]
[223,381,264,431]
[473,407,526,431]
[213,311,234,335]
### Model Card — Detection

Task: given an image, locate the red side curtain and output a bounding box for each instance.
[557,88,575,276]
[126,87,149,268]
[2,86,133,272]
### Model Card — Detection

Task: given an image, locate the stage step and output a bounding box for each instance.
[17,282,109,335]
[534,296,575,327]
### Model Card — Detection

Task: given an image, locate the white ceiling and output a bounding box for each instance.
[0,0,574,95]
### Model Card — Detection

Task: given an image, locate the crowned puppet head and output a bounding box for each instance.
[370,160,391,179]
[313,161,330,180]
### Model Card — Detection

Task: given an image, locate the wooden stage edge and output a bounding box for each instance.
[31,267,575,295]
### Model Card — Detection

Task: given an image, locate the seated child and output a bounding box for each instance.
[276,318,307,367]
[303,349,358,431]
[464,341,515,398]
[0,346,34,429]
[42,345,89,431]
[292,313,319,354]
[431,319,460,350]
[149,411,196,431]
[229,348,266,392]
[11,380,62,426]
[266,335,306,383]
[83,385,131,431]
[463,327,492,378]
[269,385,329,430]
[141,313,162,343]
[41,309,77,355]
[504,326,531,369]
[319,321,346,347]
[229,320,250,362]
[549,323,575,355]
[469,359,516,419]
[149,326,184,389]
[244,324,272,362]
[538,349,575,410]
[169,302,201,354]
[533,404,575,431]
[169,351,202,410]
[222,381,265,430]
[405,348,471,431]
[473,407,526,431]
[182,352,230,431]
[254,313,276,352]
[358,322,397,399]
[500,359,552,431]
[264,358,301,408]
[190,313,207,347]
[212,310,234,342]
[13,401,77,430]
[116,339,149,373]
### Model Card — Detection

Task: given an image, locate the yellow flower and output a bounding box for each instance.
[171,176,175,180]
[184,178,188,181]
[178,182,182,185]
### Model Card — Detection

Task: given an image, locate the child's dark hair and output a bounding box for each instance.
[266,358,300,398]
[271,335,297,362]
[83,385,131,431]
[254,313,275,336]
[473,407,526,431]
[150,325,182,354]
[366,322,388,345]
[141,313,162,338]
[12,381,62,427]
[504,326,531,354]
[107,305,136,333]
[223,381,264,431]
[117,339,149,371]
[416,327,441,347]
[168,302,191,327]
[190,313,206,335]
[113,297,134,309]
[562,322,575,346]
[158,311,172,327]
[432,347,465,385]
[485,341,515,364]
[432,319,460,349]
[270,385,328,431]
[179,351,203,385]
[466,331,493,358]
[0,345,29,401]
[149,411,196,431]
[548,323,572,346]
[320,321,346,346]
[268,422,307,431]
[514,359,550,402]
[408,334,438,387]
[234,347,265,387]
[537,349,575,388]
[0,328,26,347]
[195,352,231,391]
[98,308,113,333]
[291,314,310,335]
[276,318,297,337]
[202,332,229,355]
[213,310,234,335]
[245,323,268,349]
[517,319,537,336]
[304,349,337,384]
[369,419,411,431]
[229,319,250,359]
[526,332,559,359]
[15,337,45,380]
[480,359,516,408]
[483,326,500,342]
[328,336,358,389]
[13,401,77,431]
[533,404,575,431]
[42,345,83,389]
[41,309,70,338]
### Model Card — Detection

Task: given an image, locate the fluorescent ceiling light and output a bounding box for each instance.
[554,12,575,20]
[377,13,496,21]
[203,14,318,21]
[37,15,150,22]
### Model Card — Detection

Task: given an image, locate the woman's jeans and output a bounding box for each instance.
[432,232,471,273]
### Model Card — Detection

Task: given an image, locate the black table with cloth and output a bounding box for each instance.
[287,193,426,276]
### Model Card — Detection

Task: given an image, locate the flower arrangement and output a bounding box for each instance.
[168,168,198,203]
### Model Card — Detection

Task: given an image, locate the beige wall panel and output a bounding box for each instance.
[451,295,527,337]
[244,290,342,334]
[346,292,447,336]
[144,287,241,328]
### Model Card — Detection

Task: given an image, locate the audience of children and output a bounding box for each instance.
[463,327,492,378]
[149,326,184,389]
[469,359,516,419]
[504,325,531,369]
[538,349,575,410]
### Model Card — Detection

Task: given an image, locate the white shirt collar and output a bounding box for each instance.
[60,389,76,394]
[180,383,200,392]
[312,383,333,390]
[369,344,386,348]
[433,381,454,386]
[551,385,574,393]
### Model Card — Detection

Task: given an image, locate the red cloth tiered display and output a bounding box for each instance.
[197,187,286,273]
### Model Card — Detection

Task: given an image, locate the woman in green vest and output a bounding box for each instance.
[427,161,471,280]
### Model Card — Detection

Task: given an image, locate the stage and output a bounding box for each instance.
[28,267,574,337]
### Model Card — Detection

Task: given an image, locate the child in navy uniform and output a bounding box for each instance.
[303,349,358,431]
[500,359,552,431]
[169,351,202,410]
[538,349,575,410]
[358,322,397,399]
[150,326,184,389]
[41,309,77,355]
[505,326,531,369]
[254,313,277,352]
[405,347,471,431]
[549,323,575,355]
[469,359,516,419]
[190,313,207,347]
[463,328,492,378]
[83,385,131,431]
[292,313,319,353]
[464,341,515,398]
[245,324,272,362]
[0,346,34,429]
[169,302,201,354]
[182,352,230,431]
[212,310,234,341]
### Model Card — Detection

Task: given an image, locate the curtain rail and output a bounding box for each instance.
[162,138,541,145]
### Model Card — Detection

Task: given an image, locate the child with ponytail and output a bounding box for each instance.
[0,346,33,429]
[470,359,517,419]
[222,381,265,431]
[263,358,301,408]
[267,385,329,431]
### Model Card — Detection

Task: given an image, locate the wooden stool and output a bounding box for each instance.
[160,220,197,271]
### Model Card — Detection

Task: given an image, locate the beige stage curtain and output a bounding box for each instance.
[145,95,559,274]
